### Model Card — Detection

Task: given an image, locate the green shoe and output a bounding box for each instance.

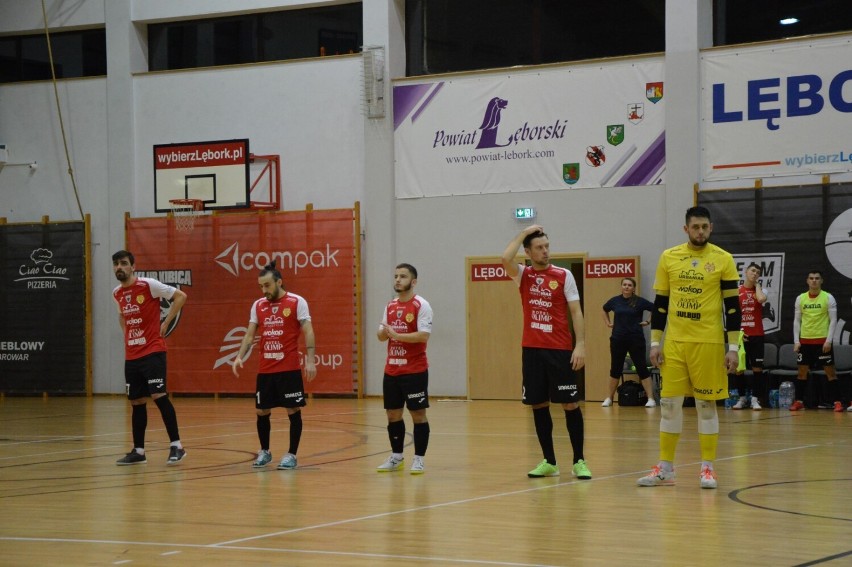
[572,459,592,480]
[527,460,560,478]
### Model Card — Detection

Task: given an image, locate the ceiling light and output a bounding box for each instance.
[779,17,799,25]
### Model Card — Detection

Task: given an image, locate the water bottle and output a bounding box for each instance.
[779,381,794,409]
[725,388,739,409]
[768,389,779,408]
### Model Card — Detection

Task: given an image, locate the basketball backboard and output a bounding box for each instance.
[153,139,250,213]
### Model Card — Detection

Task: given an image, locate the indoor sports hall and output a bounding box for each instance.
[2,2,851,566]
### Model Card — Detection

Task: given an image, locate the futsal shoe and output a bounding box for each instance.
[699,465,718,489]
[636,465,675,486]
[410,455,425,475]
[277,453,297,470]
[376,455,404,472]
[116,450,146,466]
[252,450,272,468]
[527,460,560,478]
[167,446,186,465]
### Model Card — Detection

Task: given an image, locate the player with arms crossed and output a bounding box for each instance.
[112,250,187,466]
[637,206,740,489]
[501,225,591,480]
[376,263,433,475]
[232,261,317,470]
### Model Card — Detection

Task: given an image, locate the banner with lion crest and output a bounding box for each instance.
[393,56,665,198]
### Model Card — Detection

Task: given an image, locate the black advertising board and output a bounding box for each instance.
[0,222,87,393]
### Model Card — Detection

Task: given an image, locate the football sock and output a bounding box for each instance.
[659,431,680,462]
[288,410,303,455]
[413,421,430,457]
[564,407,584,463]
[388,420,405,454]
[257,413,271,451]
[699,433,718,462]
[154,395,180,442]
[532,407,556,465]
[131,403,147,449]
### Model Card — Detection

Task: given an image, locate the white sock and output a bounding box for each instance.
[170,441,183,449]
[135,448,145,455]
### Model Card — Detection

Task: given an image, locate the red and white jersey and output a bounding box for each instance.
[113,277,177,360]
[380,295,432,376]
[739,285,764,336]
[512,264,579,350]
[250,292,311,373]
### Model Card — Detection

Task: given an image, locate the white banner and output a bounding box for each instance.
[701,35,852,181]
[393,58,665,198]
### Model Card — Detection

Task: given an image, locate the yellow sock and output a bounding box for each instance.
[659,431,680,462]
[699,433,718,462]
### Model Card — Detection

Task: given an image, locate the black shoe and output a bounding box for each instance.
[167,446,186,465]
[116,450,147,466]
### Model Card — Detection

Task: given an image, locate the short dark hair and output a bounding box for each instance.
[685,206,712,224]
[112,250,135,265]
[396,263,418,279]
[522,230,547,249]
[807,270,823,278]
[746,262,762,275]
[259,260,282,281]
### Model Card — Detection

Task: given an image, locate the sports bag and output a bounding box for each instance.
[617,379,646,406]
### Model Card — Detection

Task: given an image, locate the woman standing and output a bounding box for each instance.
[601,278,656,408]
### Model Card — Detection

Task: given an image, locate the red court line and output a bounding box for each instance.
[712,161,781,169]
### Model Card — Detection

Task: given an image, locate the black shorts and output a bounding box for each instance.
[522,347,580,405]
[256,370,307,409]
[383,371,430,411]
[124,352,168,400]
[797,343,834,369]
[742,335,765,369]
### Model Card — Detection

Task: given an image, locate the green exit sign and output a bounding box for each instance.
[514,207,536,219]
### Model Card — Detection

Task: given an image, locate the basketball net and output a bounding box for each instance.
[169,199,203,233]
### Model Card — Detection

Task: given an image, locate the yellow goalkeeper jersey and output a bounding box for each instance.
[653,242,739,344]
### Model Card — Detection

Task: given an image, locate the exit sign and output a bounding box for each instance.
[514,207,536,219]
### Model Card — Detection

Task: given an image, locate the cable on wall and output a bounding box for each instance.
[41,0,85,221]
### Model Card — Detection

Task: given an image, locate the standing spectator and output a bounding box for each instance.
[789,271,841,412]
[232,261,317,470]
[732,263,766,410]
[601,277,656,408]
[375,263,433,475]
[636,207,740,489]
[501,225,591,480]
[112,250,187,466]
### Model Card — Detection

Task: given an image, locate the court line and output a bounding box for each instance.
[213,440,826,547]
[0,536,561,566]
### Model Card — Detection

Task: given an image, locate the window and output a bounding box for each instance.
[0,29,106,84]
[148,3,363,72]
[714,0,852,46]
[405,0,665,77]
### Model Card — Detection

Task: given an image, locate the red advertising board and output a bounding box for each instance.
[126,209,356,393]
[585,258,637,278]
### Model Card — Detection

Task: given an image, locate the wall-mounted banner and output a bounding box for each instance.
[127,210,356,394]
[0,222,86,393]
[701,35,852,181]
[393,58,665,198]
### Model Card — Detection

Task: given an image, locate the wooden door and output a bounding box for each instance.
[466,255,586,400]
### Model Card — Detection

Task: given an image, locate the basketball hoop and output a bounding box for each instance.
[169,199,203,233]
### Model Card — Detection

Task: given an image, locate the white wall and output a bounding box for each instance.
[0,0,724,397]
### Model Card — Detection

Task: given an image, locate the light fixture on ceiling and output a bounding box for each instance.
[779,17,799,25]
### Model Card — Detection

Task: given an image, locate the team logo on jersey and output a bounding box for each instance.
[704,262,716,273]
[548,280,559,290]
[396,309,404,320]
[283,308,291,317]
[535,277,544,288]
[271,306,279,314]
[691,259,699,268]
[406,313,415,323]
[136,295,145,304]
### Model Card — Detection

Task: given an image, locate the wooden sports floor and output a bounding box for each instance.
[1,396,850,566]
